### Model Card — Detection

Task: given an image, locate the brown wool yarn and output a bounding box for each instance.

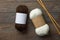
[15,5,29,32]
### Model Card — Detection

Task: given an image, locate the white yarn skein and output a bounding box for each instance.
[30,8,49,36]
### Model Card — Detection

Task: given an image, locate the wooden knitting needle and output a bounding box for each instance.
[37,0,60,34]
[38,0,60,34]
[39,0,60,29]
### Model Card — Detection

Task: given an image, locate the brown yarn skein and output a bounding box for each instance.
[15,5,29,32]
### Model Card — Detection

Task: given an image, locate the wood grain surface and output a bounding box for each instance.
[0,0,60,40]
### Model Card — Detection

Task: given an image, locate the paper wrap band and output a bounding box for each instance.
[15,13,27,24]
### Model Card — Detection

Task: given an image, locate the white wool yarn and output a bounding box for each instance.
[35,24,49,36]
[30,8,42,19]
[29,8,49,36]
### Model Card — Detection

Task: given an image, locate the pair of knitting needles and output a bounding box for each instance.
[37,0,60,34]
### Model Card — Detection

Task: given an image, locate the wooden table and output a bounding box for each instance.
[0,0,60,40]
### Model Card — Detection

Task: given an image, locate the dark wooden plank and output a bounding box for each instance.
[44,1,60,12]
[0,23,60,40]
[43,0,60,2]
[0,13,15,23]
[0,1,60,12]
[0,0,60,2]
[0,2,40,12]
